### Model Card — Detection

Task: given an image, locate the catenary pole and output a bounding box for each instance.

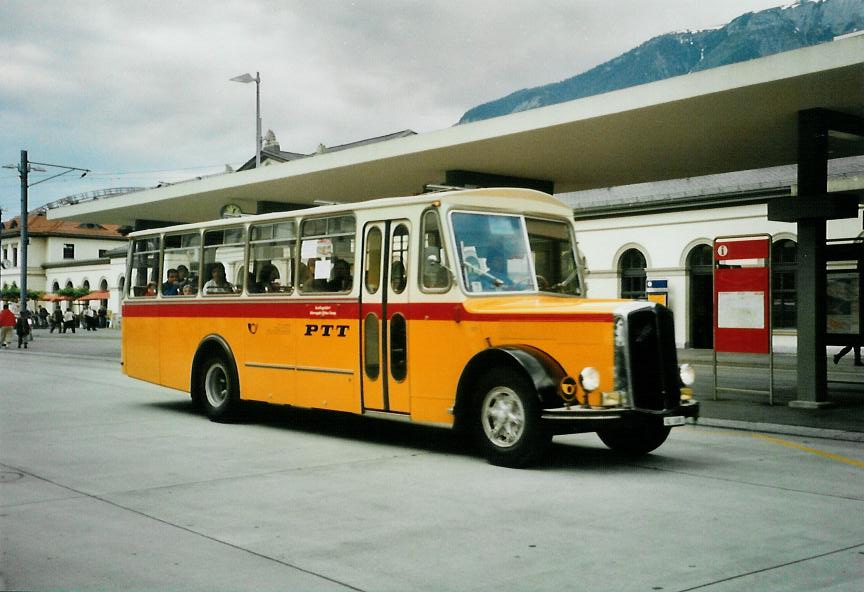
[19,150,29,316]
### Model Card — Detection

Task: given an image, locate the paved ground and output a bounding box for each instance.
[678,349,864,440]
[1,333,863,591]
[15,328,864,437]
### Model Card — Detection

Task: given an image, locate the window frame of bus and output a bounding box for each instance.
[247,220,297,295]
[389,222,409,294]
[202,226,246,297]
[128,236,162,299]
[418,208,452,294]
[364,226,383,294]
[161,231,202,298]
[298,215,356,294]
[448,209,539,295]
[524,215,584,297]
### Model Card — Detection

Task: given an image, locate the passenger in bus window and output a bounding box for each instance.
[328,258,352,292]
[176,265,193,290]
[145,282,157,297]
[181,284,196,296]
[297,261,311,289]
[203,263,234,295]
[257,264,282,293]
[162,269,180,296]
[390,260,406,293]
[422,247,449,289]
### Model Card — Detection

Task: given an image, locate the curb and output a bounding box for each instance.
[695,417,864,443]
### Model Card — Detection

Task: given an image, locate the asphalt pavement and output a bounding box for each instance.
[8,326,864,442]
[2,344,862,591]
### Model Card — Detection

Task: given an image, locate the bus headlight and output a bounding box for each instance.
[679,363,696,387]
[579,367,601,393]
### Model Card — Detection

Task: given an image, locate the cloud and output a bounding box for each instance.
[0,0,789,213]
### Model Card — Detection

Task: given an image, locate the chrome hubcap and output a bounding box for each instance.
[481,387,525,448]
[204,363,229,408]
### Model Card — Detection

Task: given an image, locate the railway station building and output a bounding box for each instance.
[48,34,864,407]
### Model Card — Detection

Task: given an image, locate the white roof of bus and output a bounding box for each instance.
[127,187,570,238]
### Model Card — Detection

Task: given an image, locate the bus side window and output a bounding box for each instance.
[162,232,201,296]
[249,221,296,295]
[202,227,246,296]
[299,215,356,294]
[420,210,450,291]
[130,238,160,298]
[390,224,408,294]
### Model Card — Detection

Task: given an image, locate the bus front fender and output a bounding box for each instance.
[454,345,568,429]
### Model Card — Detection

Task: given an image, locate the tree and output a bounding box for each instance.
[0,283,44,302]
[57,286,90,300]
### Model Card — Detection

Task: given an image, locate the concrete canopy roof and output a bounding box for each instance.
[51,34,864,227]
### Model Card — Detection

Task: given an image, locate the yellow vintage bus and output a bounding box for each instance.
[122,188,698,467]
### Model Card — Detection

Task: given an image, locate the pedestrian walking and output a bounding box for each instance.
[38,306,49,329]
[0,303,15,347]
[15,312,31,349]
[63,307,76,334]
[833,344,863,366]
[50,307,63,333]
[83,305,97,331]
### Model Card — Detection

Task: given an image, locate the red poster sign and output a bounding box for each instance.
[714,236,771,354]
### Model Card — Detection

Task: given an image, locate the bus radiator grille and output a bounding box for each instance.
[627,308,681,411]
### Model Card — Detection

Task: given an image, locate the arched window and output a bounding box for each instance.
[65,280,73,289]
[772,239,797,329]
[52,281,60,293]
[619,248,647,300]
[686,244,714,348]
[82,279,90,292]
[99,278,108,291]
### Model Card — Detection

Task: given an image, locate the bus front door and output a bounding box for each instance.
[360,220,411,414]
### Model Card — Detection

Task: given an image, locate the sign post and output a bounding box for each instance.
[713,235,774,404]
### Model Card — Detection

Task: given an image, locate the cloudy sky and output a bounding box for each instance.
[0,0,790,216]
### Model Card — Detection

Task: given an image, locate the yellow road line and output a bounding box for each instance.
[751,434,864,469]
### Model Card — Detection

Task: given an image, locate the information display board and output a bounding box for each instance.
[827,270,861,336]
[713,236,771,354]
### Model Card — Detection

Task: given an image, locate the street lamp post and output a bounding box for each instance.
[3,151,89,316]
[230,72,262,167]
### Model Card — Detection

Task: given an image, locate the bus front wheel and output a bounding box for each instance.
[597,421,670,456]
[196,355,240,422]
[473,368,551,468]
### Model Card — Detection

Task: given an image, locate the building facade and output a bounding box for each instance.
[0,211,127,319]
[564,157,864,350]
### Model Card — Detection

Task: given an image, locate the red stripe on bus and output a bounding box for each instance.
[122,300,614,324]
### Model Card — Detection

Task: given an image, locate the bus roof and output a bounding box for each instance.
[127,187,570,238]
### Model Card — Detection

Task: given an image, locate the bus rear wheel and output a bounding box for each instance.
[196,354,240,422]
[597,421,670,456]
[473,368,551,468]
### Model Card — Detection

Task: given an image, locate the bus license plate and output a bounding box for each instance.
[664,416,685,427]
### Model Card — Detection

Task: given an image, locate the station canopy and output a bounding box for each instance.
[51,35,864,227]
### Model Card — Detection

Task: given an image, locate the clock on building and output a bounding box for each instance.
[219,203,244,218]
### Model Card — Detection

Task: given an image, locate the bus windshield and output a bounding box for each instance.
[451,212,582,296]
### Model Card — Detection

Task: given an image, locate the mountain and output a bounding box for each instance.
[457,0,864,124]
